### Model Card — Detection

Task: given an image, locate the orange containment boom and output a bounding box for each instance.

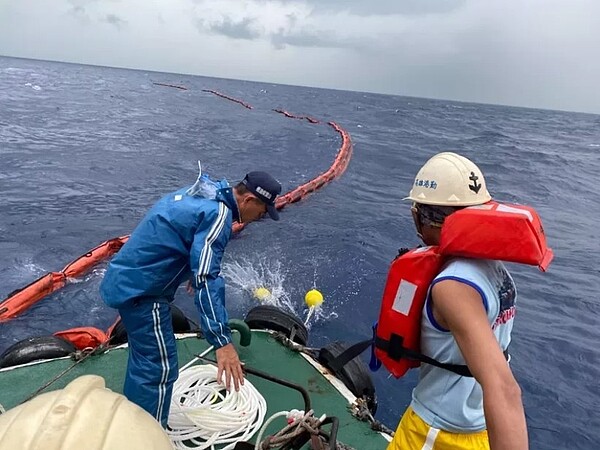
[0,91,352,329]
[0,236,128,321]
[152,82,188,91]
[202,89,253,109]
[273,109,320,124]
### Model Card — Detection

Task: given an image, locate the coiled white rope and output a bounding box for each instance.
[166,364,267,450]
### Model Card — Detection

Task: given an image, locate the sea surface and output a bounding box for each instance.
[1,56,599,449]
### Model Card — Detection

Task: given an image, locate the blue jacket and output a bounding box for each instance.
[100,176,239,348]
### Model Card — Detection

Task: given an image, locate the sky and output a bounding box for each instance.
[1,0,599,114]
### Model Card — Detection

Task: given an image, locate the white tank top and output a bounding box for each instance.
[410,258,516,432]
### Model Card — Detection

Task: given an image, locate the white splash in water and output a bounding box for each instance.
[301,257,329,328]
[223,256,295,313]
[222,254,349,329]
[303,302,338,330]
[292,256,339,329]
[22,262,46,276]
[24,82,41,91]
[303,255,366,329]
[66,267,106,284]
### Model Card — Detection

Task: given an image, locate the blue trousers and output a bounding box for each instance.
[119,300,179,427]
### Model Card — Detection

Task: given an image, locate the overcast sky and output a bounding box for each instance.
[1,0,599,114]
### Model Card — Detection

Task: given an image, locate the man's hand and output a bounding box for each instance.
[215,343,245,391]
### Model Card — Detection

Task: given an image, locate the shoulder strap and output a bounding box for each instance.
[324,334,509,378]
[321,336,473,377]
[375,335,472,377]
[322,339,373,374]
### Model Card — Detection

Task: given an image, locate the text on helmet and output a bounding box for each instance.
[414,179,438,189]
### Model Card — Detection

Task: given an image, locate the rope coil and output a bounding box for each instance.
[167,364,267,450]
[255,409,325,450]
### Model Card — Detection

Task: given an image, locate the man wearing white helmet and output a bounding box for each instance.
[387,152,527,449]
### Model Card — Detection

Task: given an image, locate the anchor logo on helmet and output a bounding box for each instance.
[468,172,482,194]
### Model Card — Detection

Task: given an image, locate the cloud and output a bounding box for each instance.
[67,0,101,17]
[198,17,260,40]
[67,0,128,30]
[190,1,370,50]
[284,0,467,17]
[271,28,330,50]
[104,14,127,30]
[68,2,90,24]
[270,28,367,50]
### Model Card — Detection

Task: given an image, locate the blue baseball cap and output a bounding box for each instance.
[241,171,282,220]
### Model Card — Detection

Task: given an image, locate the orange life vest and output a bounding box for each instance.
[374,201,553,378]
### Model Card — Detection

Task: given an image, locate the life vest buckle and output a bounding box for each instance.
[388,334,406,361]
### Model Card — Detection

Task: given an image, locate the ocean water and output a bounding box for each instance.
[1,56,599,449]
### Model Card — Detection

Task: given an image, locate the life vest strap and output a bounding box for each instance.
[376,335,473,377]
[376,335,510,377]
[323,339,373,374]
[321,336,473,377]
[324,335,509,378]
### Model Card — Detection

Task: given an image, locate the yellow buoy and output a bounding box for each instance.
[253,287,271,302]
[305,289,324,308]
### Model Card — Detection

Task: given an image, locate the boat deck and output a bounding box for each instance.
[0,331,390,449]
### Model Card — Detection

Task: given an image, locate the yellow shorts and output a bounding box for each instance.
[386,407,490,450]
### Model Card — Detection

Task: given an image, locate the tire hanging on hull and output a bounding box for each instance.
[244,305,309,346]
[0,336,77,369]
[318,341,378,413]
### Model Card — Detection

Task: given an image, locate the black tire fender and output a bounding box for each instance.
[318,341,378,413]
[244,305,308,346]
[0,336,77,369]
[109,304,192,345]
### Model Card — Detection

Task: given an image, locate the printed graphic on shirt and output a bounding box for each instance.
[493,268,516,329]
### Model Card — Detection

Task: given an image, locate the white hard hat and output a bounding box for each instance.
[405,152,491,206]
[0,375,172,450]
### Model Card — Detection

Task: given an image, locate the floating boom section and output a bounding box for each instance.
[202,89,253,109]
[152,82,188,91]
[0,237,128,321]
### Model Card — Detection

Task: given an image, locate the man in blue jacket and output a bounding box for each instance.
[99,168,282,427]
